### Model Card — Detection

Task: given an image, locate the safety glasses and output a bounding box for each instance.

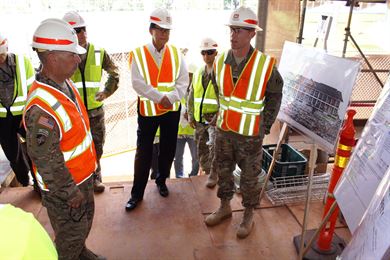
[201,50,216,56]
[74,27,86,34]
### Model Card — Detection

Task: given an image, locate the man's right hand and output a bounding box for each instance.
[68,189,85,208]
[189,120,196,129]
[159,96,172,109]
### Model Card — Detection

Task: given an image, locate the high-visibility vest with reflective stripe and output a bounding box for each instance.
[0,55,34,117]
[215,50,275,136]
[178,98,194,136]
[70,43,104,110]
[193,66,218,123]
[23,80,97,191]
[130,44,181,117]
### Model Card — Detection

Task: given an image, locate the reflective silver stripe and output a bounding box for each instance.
[139,97,156,115]
[17,55,27,100]
[228,105,262,115]
[95,50,101,66]
[140,47,152,85]
[256,55,271,100]
[28,88,72,132]
[34,171,49,191]
[10,105,25,112]
[248,114,256,135]
[26,75,34,86]
[246,52,261,100]
[74,81,100,89]
[167,45,176,79]
[133,49,147,82]
[219,63,226,91]
[63,133,94,161]
[194,98,218,105]
[239,114,246,135]
[159,82,175,87]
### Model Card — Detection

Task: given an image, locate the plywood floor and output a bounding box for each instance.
[0,175,351,260]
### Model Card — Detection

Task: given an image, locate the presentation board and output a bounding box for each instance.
[277,41,360,153]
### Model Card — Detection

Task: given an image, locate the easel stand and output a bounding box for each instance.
[343,0,383,88]
[258,121,348,260]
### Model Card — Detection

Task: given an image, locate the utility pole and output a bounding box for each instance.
[255,0,268,52]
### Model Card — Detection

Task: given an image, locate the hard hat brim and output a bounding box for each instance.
[151,22,172,30]
[75,45,86,54]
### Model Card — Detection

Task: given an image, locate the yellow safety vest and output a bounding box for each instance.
[71,43,104,110]
[193,66,218,123]
[0,55,34,117]
[178,98,194,136]
[0,204,58,259]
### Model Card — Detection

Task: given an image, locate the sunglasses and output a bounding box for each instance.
[201,50,216,56]
[74,27,86,34]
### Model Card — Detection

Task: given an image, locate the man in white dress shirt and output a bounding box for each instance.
[126,8,189,211]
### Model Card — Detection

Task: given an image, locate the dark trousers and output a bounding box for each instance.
[0,114,30,186]
[131,109,180,200]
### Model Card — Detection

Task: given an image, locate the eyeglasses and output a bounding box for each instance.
[201,50,216,56]
[230,27,254,34]
[74,27,86,34]
[153,26,170,34]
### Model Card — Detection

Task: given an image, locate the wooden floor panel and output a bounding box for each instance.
[0,176,351,259]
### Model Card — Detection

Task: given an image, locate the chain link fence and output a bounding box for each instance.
[102,52,138,156]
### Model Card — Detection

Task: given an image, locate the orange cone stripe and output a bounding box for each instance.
[33,36,73,45]
[334,155,350,168]
[337,143,353,151]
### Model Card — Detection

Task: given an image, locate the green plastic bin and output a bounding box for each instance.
[262,144,307,179]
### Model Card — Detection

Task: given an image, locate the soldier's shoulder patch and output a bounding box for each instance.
[37,116,55,130]
[36,128,50,146]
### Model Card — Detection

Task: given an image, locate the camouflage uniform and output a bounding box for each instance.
[0,53,31,186]
[187,67,218,175]
[214,47,284,208]
[24,73,97,260]
[78,44,119,182]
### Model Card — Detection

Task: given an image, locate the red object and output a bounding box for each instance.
[33,36,73,45]
[316,109,356,251]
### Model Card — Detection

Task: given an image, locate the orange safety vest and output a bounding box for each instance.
[215,50,275,136]
[23,80,97,191]
[130,44,181,117]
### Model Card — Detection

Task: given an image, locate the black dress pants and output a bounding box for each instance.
[0,114,30,186]
[131,109,180,200]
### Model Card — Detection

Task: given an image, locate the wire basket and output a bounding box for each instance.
[266,173,330,206]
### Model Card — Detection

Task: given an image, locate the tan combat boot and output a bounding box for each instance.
[205,170,218,188]
[236,207,254,239]
[93,179,105,193]
[204,199,232,226]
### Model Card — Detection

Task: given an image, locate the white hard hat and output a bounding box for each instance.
[63,11,86,28]
[226,6,262,32]
[150,8,172,29]
[0,33,8,54]
[200,38,218,51]
[32,18,86,54]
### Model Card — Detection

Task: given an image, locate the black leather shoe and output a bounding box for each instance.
[125,199,140,211]
[157,183,169,197]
